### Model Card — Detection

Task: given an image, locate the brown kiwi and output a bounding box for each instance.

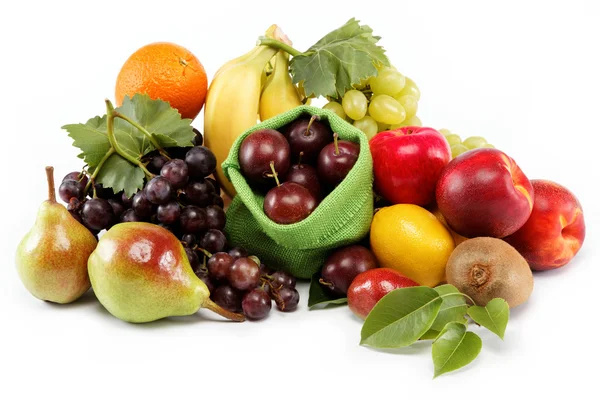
[446,237,533,308]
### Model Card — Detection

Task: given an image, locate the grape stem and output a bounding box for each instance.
[267,161,280,186]
[256,37,301,57]
[45,166,56,203]
[203,299,246,322]
[84,147,116,194]
[196,247,213,258]
[333,133,340,156]
[113,111,171,160]
[105,99,154,179]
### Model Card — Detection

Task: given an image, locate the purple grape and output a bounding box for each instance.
[59,180,84,202]
[144,176,173,205]
[121,192,134,208]
[132,191,154,217]
[274,287,299,312]
[207,252,234,281]
[160,159,189,188]
[121,208,143,223]
[181,233,197,247]
[107,198,125,218]
[200,229,227,254]
[185,146,217,179]
[156,201,180,224]
[270,271,296,289]
[184,179,214,207]
[81,198,114,231]
[179,206,207,233]
[242,289,272,320]
[185,247,200,270]
[147,155,168,174]
[212,194,224,208]
[228,247,248,260]
[205,205,226,230]
[229,257,260,291]
[212,285,243,313]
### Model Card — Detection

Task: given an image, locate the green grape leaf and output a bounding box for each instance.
[430,284,469,332]
[93,154,145,197]
[62,94,195,194]
[432,322,482,378]
[467,298,510,340]
[290,18,389,99]
[360,287,442,348]
[308,272,347,309]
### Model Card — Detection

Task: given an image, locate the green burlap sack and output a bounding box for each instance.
[222,105,373,279]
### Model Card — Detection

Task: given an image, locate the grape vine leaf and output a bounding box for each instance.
[360,287,442,348]
[467,298,510,340]
[432,322,482,378]
[290,18,389,99]
[62,94,195,196]
[308,272,347,309]
[430,284,469,332]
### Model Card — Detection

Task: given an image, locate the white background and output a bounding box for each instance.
[1,0,599,398]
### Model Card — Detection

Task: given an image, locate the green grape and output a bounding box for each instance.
[445,134,462,146]
[353,116,378,139]
[482,143,495,149]
[392,115,422,128]
[368,95,406,125]
[377,121,390,132]
[451,144,469,158]
[397,77,420,100]
[462,136,488,149]
[395,95,418,119]
[323,101,346,120]
[369,67,406,96]
[342,90,368,120]
[439,128,452,136]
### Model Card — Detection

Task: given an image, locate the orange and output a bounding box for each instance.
[115,42,207,120]
[370,204,455,287]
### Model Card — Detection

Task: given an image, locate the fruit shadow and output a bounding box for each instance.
[42,289,99,309]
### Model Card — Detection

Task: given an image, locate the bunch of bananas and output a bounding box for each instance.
[204,26,305,197]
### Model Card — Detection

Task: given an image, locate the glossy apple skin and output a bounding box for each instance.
[320,245,378,295]
[436,148,534,238]
[284,164,322,200]
[347,268,419,319]
[369,127,451,206]
[263,182,317,224]
[504,180,585,270]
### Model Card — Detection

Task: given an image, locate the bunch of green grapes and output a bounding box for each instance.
[439,129,495,158]
[322,66,422,139]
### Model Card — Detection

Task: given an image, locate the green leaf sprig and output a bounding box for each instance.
[62,94,195,196]
[307,272,348,309]
[360,285,510,378]
[258,18,389,99]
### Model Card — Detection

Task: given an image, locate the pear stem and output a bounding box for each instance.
[333,133,340,156]
[45,166,56,203]
[203,299,246,322]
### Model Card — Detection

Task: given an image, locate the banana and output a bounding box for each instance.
[259,50,302,121]
[204,32,279,197]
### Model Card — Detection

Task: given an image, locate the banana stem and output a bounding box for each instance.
[45,166,56,203]
[257,37,301,57]
[105,99,154,179]
[203,299,246,322]
[113,112,171,160]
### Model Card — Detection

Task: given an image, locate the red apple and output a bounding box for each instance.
[504,180,585,270]
[436,148,534,238]
[347,268,419,319]
[369,127,451,206]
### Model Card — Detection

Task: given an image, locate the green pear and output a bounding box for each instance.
[88,222,245,323]
[16,167,97,304]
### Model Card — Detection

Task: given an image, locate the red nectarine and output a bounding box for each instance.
[504,180,585,270]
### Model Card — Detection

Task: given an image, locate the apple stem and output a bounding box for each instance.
[318,278,334,287]
[45,166,56,203]
[333,133,340,156]
[267,161,281,186]
[305,115,318,136]
[203,299,246,322]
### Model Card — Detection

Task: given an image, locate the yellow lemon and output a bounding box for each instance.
[370,204,455,287]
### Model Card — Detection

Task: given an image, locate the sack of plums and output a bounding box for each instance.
[222,105,373,279]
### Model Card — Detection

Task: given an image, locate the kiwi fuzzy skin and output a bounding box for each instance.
[446,237,534,308]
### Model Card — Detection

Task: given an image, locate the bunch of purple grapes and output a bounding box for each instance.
[60,130,224,241]
[194,246,299,320]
